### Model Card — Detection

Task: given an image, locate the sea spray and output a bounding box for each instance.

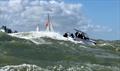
[0,64,49,71]
[0,64,120,71]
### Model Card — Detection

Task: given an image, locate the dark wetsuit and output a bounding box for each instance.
[63,33,68,38]
[70,33,74,38]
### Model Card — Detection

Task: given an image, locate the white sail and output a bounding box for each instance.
[36,24,40,32]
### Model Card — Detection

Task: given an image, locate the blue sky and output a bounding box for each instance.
[65,0,120,40]
[0,0,119,40]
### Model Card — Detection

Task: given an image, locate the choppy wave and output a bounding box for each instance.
[0,64,120,71]
[0,32,120,71]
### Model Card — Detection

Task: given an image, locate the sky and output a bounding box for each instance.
[0,0,120,40]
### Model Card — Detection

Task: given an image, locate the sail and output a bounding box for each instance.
[45,19,50,32]
[36,24,40,32]
[45,14,54,32]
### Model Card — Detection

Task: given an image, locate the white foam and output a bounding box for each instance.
[0,64,49,71]
[9,31,95,45]
[0,63,119,71]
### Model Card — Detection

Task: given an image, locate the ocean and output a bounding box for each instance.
[0,32,120,71]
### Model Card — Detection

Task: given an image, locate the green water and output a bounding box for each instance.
[0,32,120,71]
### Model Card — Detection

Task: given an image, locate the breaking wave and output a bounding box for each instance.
[9,31,86,45]
[0,64,48,71]
[0,64,120,71]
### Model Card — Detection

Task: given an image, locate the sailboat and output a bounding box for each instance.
[45,13,54,32]
[36,24,40,32]
[36,13,54,32]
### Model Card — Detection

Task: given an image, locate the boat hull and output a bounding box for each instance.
[74,38,96,45]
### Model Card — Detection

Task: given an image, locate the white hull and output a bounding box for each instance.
[74,38,96,45]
